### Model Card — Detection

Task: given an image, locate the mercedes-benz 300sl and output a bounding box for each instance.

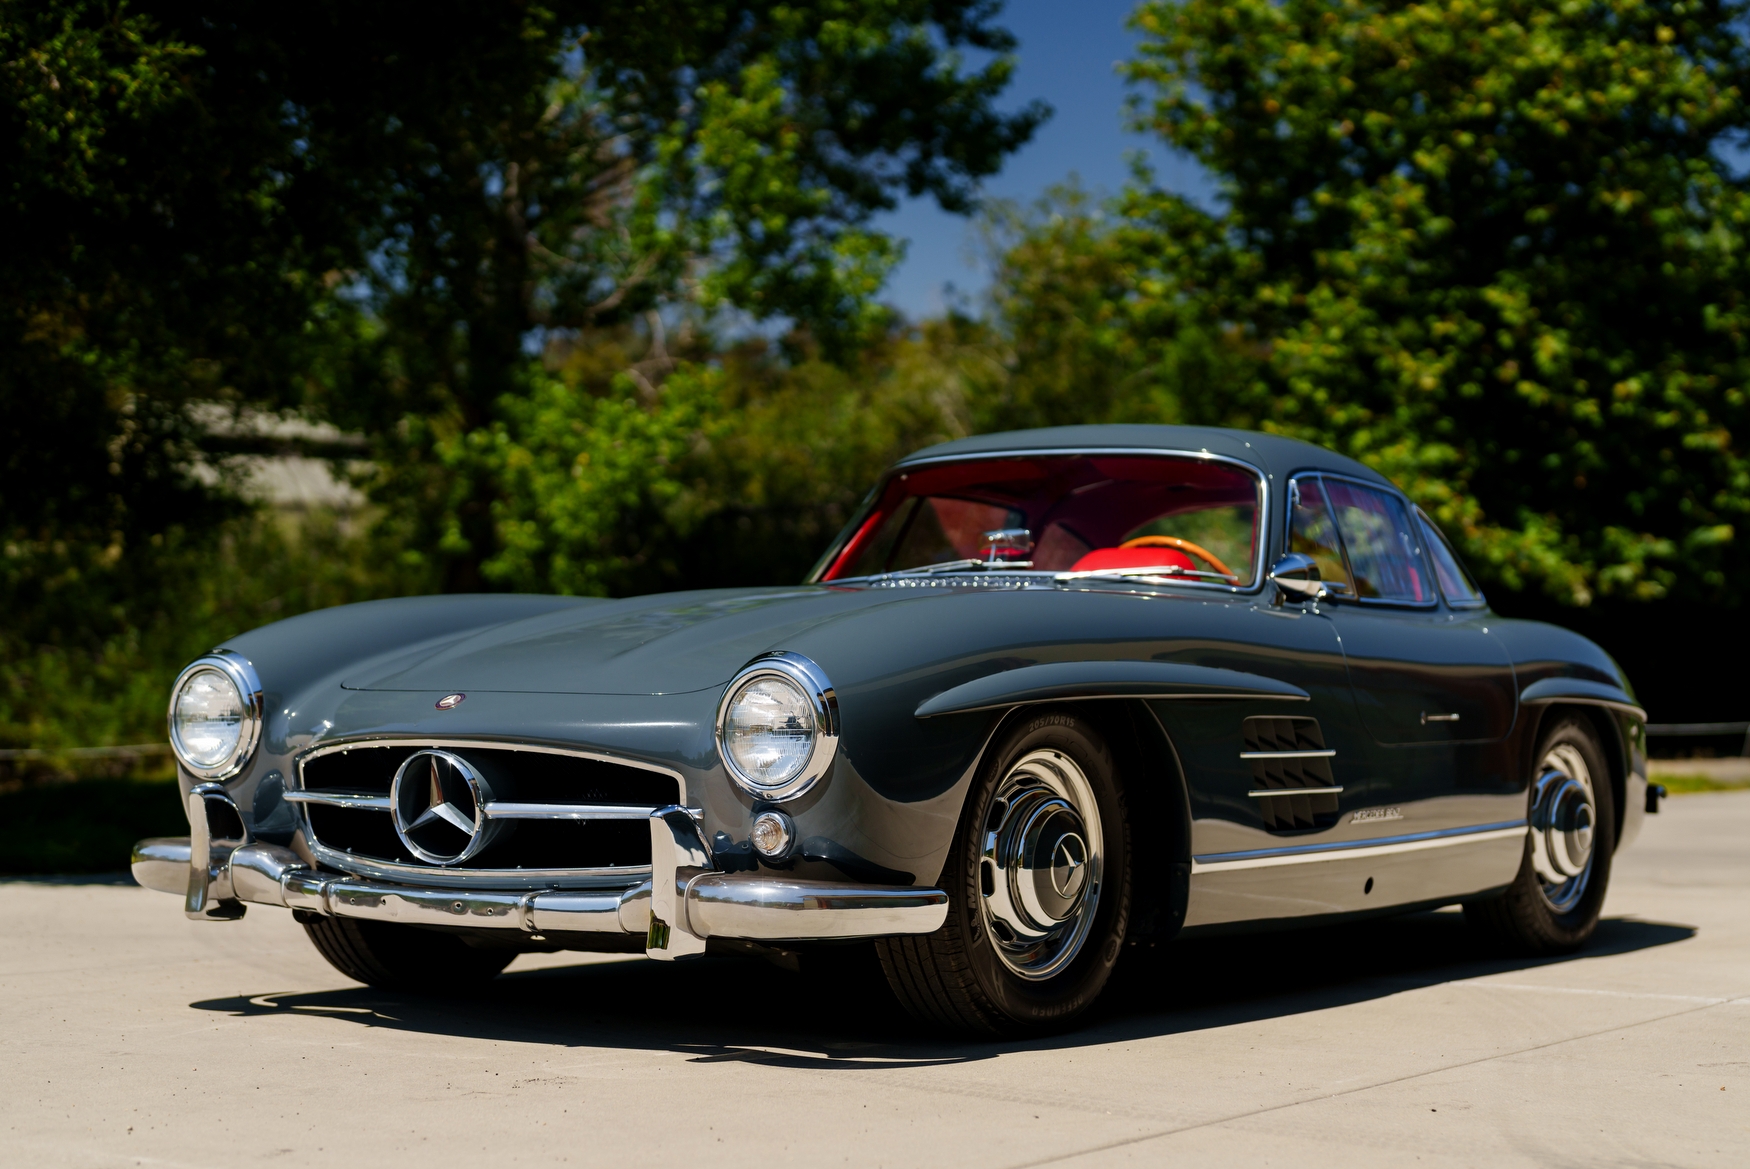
[133,425,1652,1034]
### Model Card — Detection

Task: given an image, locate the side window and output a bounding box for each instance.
[1324,480,1429,603]
[1288,476,1353,594]
[1416,509,1485,606]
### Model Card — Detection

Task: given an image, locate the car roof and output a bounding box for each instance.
[894,424,1397,491]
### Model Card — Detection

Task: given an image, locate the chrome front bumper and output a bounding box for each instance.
[133,795,947,959]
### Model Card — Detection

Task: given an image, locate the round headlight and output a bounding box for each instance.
[168,653,263,780]
[716,652,839,801]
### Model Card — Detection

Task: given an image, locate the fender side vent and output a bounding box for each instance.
[1242,716,1341,832]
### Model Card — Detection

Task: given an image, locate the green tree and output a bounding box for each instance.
[965,182,1257,433]
[262,1,1046,589]
[1,1,1043,749]
[454,317,986,597]
[1125,0,1750,606]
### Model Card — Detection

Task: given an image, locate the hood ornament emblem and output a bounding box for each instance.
[390,749,499,865]
[435,692,466,710]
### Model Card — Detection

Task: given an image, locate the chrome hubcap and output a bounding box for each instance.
[978,749,1103,980]
[1529,743,1596,913]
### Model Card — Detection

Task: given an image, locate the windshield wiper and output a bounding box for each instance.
[888,559,991,576]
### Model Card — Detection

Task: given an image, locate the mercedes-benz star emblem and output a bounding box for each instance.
[390,749,499,865]
[435,692,466,709]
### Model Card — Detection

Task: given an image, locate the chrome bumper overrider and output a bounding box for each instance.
[132,799,947,958]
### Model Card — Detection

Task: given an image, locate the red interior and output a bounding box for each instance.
[1069,546,1196,573]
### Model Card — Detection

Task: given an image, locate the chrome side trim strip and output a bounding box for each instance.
[1248,786,1343,798]
[1239,749,1337,760]
[480,802,661,821]
[1192,820,1527,873]
[283,791,392,810]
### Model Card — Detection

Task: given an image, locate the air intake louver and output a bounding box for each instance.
[1242,716,1341,832]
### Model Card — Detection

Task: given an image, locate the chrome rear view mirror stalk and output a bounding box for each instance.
[1268,552,1326,600]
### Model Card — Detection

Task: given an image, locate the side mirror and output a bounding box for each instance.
[1269,552,1325,599]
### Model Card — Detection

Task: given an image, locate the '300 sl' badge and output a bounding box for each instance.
[1352,806,1404,824]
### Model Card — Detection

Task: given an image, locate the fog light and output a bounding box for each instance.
[750,810,794,858]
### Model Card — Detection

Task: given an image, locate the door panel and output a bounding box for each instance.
[1332,611,1518,745]
[1148,602,1372,841]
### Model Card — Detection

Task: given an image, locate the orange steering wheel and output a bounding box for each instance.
[1119,535,1239,580]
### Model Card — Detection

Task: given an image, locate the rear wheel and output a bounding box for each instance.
[876,710,1131,1036]
[300,914,515,990]
[1465,716,1615,954]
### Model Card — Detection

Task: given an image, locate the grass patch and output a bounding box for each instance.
[1655,773,1750,795]
[0,776,187,875]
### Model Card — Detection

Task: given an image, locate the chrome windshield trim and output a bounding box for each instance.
[282,791,392,811]
[821,446,1270,595]
[1192,820,1527,873]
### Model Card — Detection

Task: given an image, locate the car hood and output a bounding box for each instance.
[342,586,914,696]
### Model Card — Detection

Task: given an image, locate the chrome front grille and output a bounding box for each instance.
[1241,716,1341,832]
[290,740,682,888]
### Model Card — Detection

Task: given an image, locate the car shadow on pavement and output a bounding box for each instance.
[188,909,1694,1067]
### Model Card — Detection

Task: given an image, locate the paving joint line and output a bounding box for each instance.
[1003,995,1742,1169]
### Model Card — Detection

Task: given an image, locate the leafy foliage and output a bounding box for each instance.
[276,0,1046,588]
[1,0,1041,749]
[453,321,980,596]
[1123,0,1750,606]
[0,512,423,762]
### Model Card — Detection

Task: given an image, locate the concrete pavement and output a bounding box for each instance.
[3,792,1747,1168]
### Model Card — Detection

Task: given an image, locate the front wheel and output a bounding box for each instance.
[876,710,1131,1036]
[1464,715,1615,954]
[300,914,516,990]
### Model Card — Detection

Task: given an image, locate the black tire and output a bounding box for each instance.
[300,914,515,990]
[876,710,1131,1037]
[1465,715,1615,954]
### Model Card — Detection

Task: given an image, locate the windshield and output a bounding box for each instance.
[816,454,1261,586]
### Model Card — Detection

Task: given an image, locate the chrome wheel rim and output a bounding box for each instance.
[1529,742,1597,914]
[977,749,1104,981]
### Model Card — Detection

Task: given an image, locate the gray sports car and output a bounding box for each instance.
[133,424,1654,1034]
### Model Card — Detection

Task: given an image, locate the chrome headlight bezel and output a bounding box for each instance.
[715,652,840,802]
[167,651,264,781]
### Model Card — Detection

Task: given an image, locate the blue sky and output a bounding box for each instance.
[872,0,1215,319]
